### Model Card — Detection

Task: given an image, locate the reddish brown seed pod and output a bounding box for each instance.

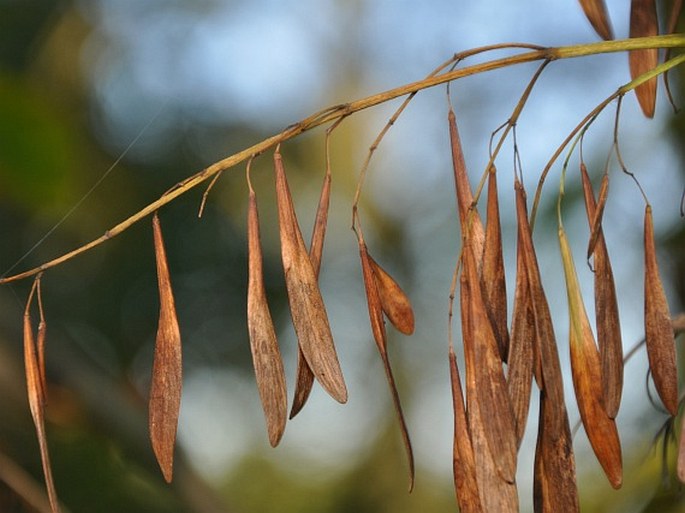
[358,236,415,491]
[274,149,347,404]
[460,261,519,511]
[643,205,679,416]
[482,165,509,361]
[24,280,61,513]
[448,107,484,257]
[560,227,622,489]
[290,166,331,419]
[507,220,536,447]
[514,180,579,511]
[449,346,483,513]
[577,0,614,40]
[247,178,288,446]
[629,0,659,117]
[149,212,183,483]
[367,255,415,336]
[580,164,622,419]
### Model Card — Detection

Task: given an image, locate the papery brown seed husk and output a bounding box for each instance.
[560,228,622,489]
[586,172,609,260]
[24,293,61,513]
[644,205,679,415]
[513,182,579,510]
[274,150,347,404]
[533,390,579,513]
[150,213,183,483]
[578,0,614,40]
[629,0,659,118]
[367,255,415,335]
[515,181,566,429]
[449,346,483,513]
[507,226,536,447]
[580,164,623,418]
[247,189,288,446]
[460,270,519,512]
[463,236,518,484]
[359,237,415,491]
[290,169,331,419]
[482,165,509,361]
[449,107,484,257]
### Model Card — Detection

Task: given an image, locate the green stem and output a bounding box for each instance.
[2,35,685,284]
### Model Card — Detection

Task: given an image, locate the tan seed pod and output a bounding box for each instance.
[367,254,415,335]
[449,107,484,257]
[577,0,614,40]
[459,268,519,512]
[463,234,518,485]
[507,226,536,447]
[629,0,659,118]
[359,237,415,491]
[513,181,579,510]
[449,346,483,513]
[586,172,609,260]
[290,168,331,419]
[482,165,509,361]
[580,164,623,418]
[149,212,183,483]
[560,227,622,489]
[24,281,61,513]
[533,392,579,513]
[274,149,347,404]
[247,180,288,446]
[644,205,679,416]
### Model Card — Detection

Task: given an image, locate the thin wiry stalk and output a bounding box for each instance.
[2,36,685,284]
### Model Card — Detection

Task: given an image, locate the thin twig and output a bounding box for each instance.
[2,36,685,285]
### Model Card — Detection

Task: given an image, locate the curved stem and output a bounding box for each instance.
[2,35,685,284]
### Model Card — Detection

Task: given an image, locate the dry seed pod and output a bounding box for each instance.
[24,282,61,513]
[577,0,614,40]
[507,226,536,447]
[586,172,609,260]
[644,205,679,415]
[449,346,484,513]
[580,164,623,418]
[274,149,347,404]
[359,237,415,491]
[560,227,622,489]
[290,168,331,419]
[460,267,519,511]
[482,165,509,361]
[513,181,579,510]
[448,107,484,257]
[367,255,415,335]
[629,0,659,118]
[149,212,183,483]
[533,392,579,513]
[462,235,518,484]
[247,183,288,446]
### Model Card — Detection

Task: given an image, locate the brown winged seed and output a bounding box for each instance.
[274,149,347,403]
[24,281,62,513]
[149,212,183,483]
[629,0,659,117]
[644,205,679,416]
[247,180,288,446]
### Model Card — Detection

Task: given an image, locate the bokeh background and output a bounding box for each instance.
[1,1,684,512]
